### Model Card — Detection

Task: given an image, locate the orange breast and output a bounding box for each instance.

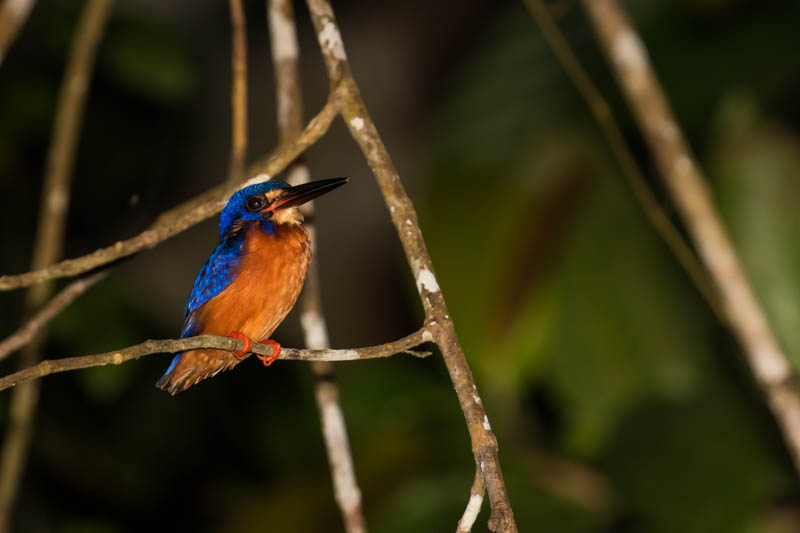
[156,222,312,394]
[194,223,311,339]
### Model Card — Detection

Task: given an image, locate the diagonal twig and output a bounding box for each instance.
[0,271,107,362]
[0,329,432,393]
[267,0,367,531]
[522,0,726,324]
[580,0,800,474]
[305,0,517,530]
[0,99,338,292]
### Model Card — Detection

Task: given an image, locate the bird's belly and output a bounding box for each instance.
[194,224,311,340]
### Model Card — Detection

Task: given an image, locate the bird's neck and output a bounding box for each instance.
[252,219,308,241]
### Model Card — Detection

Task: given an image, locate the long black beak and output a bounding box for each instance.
[268,177,348,212]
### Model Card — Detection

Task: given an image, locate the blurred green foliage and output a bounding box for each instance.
[1,0,799,532]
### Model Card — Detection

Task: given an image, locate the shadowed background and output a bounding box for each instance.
[1,0,800,531]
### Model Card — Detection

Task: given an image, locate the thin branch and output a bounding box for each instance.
[227,0,248,183]
[0,0,35,66]
[522,0,726,324]
[0,99,338,292]
[268,1,367,532]
[268,0,301,142]
[456,467,485,533]
[305,1,517,530]
[0,271,106,362]
[580,0,800,473]
[0,1,113,531]
[0,329,432,393]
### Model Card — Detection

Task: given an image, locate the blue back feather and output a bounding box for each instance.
[183,233,245,321]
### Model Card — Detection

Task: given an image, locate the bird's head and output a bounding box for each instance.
[219,177,348,238]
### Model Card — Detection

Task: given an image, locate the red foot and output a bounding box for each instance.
[256,339,281,367]
[227,331,252,360]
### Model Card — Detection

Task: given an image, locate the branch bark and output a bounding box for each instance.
[268,1,367,531]
[305,1,517,530]
[581,0,800,473]
[0,329,431,393]
[227,0,248,183]
[0,1,113,531]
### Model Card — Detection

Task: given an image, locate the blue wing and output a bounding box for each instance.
[181,233,246,333]
[159,234,246,389]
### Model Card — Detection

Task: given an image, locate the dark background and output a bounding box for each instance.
[2,0,800,531]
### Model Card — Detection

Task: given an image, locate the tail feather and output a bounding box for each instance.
[156,349,239,395]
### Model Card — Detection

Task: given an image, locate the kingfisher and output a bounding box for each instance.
[156,177,348,395]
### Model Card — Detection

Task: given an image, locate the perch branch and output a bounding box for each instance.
[581,0,800,473]
[522,0,725,323]
[0,99,338,291]
[0,271,106,362]
[0,1,113,532]
[227,0,248,183]
[305,0,517,530]
[0,0,35,66]
[0,329,431,393]
[267,0,367,531]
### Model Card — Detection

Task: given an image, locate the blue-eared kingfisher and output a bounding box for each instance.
[156,177,348,395]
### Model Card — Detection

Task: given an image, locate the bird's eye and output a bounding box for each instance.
[245,195,266,212]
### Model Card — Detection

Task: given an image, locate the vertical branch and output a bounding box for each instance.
[227,0,248,183]
[0,0,35,66]
[580,0,800,473]
[268,1,367,531]
[0,0,113,531]
[305,1,517,531]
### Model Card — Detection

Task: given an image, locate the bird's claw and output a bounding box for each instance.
[227,331,252,360]
[256,339,281,367]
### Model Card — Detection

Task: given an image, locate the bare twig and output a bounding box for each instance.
[305,1,517,530]
[581,0,800,473]
[456,467,485,533]
[522,0,725,323]
[0,99,338,291]
[0,1,113,531]
[0,271,106,362]
[268,0,301,142]
[0,0,35,66]
[0,329,431,393]
[268,0,367,531]
[227,0,248,183]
